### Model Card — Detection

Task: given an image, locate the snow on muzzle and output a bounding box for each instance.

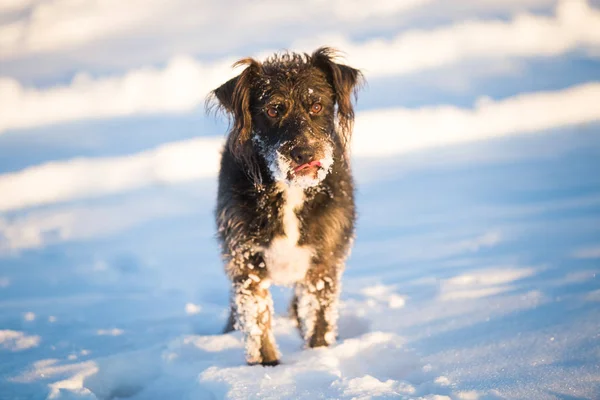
[265,140,334,188]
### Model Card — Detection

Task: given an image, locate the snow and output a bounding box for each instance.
[231,278,278,364]
[184,303,201,315]
[0,330,41,351]
[2,1,600,134]
[1,83,598,214]
[257,137,334,189]
[95,329,124,337]
[23,312,36,322]
[1,126,598,399]
[571,245,600,259]
[2,1,600,398]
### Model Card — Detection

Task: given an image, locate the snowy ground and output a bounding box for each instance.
[1,125,599,399]
[2,0,600,399]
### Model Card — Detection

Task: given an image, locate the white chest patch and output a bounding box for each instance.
[262,184,314,286]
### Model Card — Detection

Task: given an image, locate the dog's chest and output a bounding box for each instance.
[262,185,313,286]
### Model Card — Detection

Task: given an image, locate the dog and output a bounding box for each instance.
[209,47,362,366]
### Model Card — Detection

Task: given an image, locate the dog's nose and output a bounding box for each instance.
[290,146,315,165]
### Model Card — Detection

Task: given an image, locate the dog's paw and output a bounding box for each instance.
[248,359,280,367]
[308,336,330,348]
[261,358,280,367]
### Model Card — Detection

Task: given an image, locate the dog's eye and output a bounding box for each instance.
[266,107,279,118]
[310,102,323,114]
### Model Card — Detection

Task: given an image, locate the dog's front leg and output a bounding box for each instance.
[294,267,341,348]
[231,267,279,366]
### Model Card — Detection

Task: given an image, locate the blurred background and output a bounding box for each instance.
[1,1,600,399]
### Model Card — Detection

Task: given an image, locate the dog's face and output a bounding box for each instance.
[211,48,361,187]
[251,65,336,188]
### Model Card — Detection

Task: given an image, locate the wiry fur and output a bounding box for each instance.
[209,47,362,366]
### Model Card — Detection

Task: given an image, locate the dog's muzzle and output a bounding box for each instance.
[258,138,334,188]
[289,145,324,179]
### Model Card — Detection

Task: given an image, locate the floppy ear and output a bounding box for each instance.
[212,75,239,114]
[311,47,363,147]
[209,58,263,183]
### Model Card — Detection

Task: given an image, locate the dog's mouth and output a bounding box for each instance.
[263,143,333,188]
[292,160,322,177]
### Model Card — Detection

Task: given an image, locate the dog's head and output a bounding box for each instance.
[209,47,362,187]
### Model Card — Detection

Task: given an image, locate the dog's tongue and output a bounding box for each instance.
[294,160,322,173]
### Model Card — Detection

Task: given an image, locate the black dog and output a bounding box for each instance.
[209,47,362,365]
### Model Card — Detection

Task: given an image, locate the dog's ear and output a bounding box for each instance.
[311,47,363,147]
[212,75,239,114]
[210,58,260,144]
[209,58,263,183]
